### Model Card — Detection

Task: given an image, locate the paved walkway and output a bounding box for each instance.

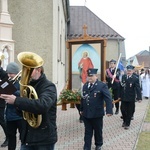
[0,98,149,150]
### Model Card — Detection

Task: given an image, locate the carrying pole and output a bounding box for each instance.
[111,53,122,84]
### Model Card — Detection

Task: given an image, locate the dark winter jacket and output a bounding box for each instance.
[5,79,22,121]
[0,67,8,108]
[0,67,8,80]
[14,73,57,145]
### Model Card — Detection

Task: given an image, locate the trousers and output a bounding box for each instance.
[121,101,135,126]
[0,108,8,138]
[7,119,22,150]
[83,117,103,150]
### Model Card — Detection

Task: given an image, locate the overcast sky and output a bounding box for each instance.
[69,0,150,59]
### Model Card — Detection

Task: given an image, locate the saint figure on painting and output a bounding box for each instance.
[78,51,94,84]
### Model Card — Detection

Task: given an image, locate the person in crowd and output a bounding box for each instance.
[140,68,145,75]
[80,68,113,150]
[0,59,8,147]
[0,66,58,150]
[120,65,142,130]
[140,68,150,99]
[139,68,145,91]
[77,51,94,123]
[120,67,140,120]
[133,69,141,88]
[106,59,121,114]
[4,62,23,150]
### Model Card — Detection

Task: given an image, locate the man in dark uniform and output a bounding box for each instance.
[106,59,121,114]
[120,65,142,130]
[0,59,8,147]
[80,68,113,150]
[131,67,141,119]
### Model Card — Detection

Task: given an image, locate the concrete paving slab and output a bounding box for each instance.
[0,98,149,150]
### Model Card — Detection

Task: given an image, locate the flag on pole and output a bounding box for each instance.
[118,61,124,71]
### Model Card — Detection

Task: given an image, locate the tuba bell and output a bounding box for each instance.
[17,52,44,128]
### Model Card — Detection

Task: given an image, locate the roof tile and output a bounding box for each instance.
[68,6,124,40]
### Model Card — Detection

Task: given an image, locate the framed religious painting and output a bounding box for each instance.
[67,38,107,90]
[72,43,101,90]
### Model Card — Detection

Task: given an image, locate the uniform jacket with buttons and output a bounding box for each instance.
[80,79,113,118]
[120,74,142,102]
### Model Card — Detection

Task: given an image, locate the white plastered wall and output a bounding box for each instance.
[52,0,66,95]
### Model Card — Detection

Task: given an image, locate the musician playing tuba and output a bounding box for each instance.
[0,52,58,150]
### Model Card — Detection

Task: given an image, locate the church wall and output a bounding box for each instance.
[8,0,53,79]
[106,39,126,67]
[8,0,68,95]
[106,40,120,61]
[52,0,67,94]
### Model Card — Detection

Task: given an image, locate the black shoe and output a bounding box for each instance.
[95,146,101,150]
[80,120,83,123]
[115,110,119,115]
[122,122,126,127]
[1,139,8,147]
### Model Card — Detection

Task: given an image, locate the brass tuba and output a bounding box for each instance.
[17,52,44,128]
